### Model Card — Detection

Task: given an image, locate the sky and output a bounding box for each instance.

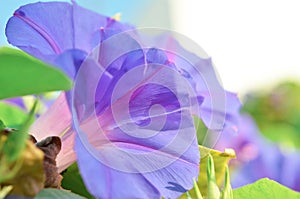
[1,0,299,94]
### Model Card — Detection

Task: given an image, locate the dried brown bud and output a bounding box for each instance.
[1,130,64,198]
[29,134,37,143]
[34,136,63,189]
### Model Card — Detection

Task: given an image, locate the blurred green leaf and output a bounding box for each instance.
[35,188,86,199]
[0,120,5,131]
[194,117,208,145]
[61,163,95,199]
[0,101,43,197]
[179,146,235,199]
[242,81,300,149]
[233,178,300,199]
[0,102,28,129]
[0,47,72,100]
[3,100,37,163]
[261,124,300,148]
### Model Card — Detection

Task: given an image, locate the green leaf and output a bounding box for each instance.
[61,163,95,199]
[0,120,5,131]
[194,117,208,145]
[233,178,300,199]
[179,146,235,199]
[0,102,28,128]
[3,100,37,162]
[242,81,300,149]
[35,188,86,199]
[0,47,72,100]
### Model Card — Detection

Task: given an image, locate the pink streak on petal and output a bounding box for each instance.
[56,132,76,172]
[30,93,71,140]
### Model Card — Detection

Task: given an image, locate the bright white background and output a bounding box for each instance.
[173,0,300,94]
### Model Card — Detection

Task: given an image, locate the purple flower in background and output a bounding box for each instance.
[6,1,241,198]
[3,97,26,110]
[215,114,300,192]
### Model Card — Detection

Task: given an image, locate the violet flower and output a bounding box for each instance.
[3,97,26,110]
[6,1,241,198]
[6,0,133,173]
[215,114,300,192]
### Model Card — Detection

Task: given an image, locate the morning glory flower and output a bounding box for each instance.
[6,1,241,198]
[215,114,300,192]
[70,28,241,198]
[5,0,134,173]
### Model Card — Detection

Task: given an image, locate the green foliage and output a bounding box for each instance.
[243,81,300,148]
[3,100,37,163]
[0,47,72,100]
[35,188,86,199]
[233,178,300,199]
[0,100,44,197]
[194,117,209,145]
[0,120,5,131]
[61,163,95,199]
[0,102,28,129]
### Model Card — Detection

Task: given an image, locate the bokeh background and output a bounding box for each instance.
[1,0,299,94]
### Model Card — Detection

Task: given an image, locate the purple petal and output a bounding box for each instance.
[74,112,199,199]
[164,39,241,136]
[54,49,87,79]
[72,41,200,198]
[200,91,241,134]
[5,1,132,65]
[75,135,160,199]
[132,32,241,139]
[73,33,145,118]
